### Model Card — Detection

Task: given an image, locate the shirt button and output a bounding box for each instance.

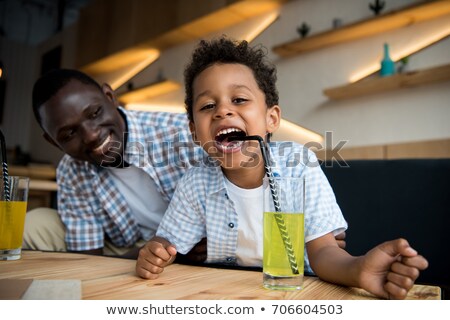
[228,222,234,228]
[224,193,229,199]
[226,257,233,262]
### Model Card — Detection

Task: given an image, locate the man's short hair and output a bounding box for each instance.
[32,68,102,126]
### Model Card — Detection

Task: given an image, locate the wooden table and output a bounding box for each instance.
[0,251,440,300]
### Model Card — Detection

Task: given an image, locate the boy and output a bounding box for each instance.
[136,38,428,299]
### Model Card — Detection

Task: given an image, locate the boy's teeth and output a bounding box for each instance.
[216,128,242,137]
[218,140,243,150]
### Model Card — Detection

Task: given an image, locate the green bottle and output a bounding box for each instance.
[380,43,395,77]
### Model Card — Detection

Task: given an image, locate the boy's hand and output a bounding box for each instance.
[136,236,177,279]
[358,238,428,299]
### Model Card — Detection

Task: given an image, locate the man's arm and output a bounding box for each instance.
[335,231,346,249]
[56,157,108,253]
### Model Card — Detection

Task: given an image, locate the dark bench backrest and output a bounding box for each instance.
[321,159,450,298]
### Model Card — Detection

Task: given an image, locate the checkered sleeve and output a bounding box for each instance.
[156,168,207,254]
[128,110,205,201]
[56,156,104,251]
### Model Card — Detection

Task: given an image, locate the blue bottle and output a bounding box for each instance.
[380,43,395,77]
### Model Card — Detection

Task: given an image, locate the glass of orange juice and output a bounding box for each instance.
[0,176,29,260]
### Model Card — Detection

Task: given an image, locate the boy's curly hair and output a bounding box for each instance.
[184,37,279,121]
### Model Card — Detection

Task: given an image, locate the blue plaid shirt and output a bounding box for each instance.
[57,109,205,251]
[157,141,347,273]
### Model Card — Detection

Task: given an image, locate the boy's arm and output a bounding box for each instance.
[307,234,428,299]
[136,236,177,279]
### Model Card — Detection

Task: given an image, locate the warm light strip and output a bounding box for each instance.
[125,104,185,113]
[243,12,279,42]
[276,119,324,144]
[118,80,181,104]
[109,51,160,90]
[349,26,450,83]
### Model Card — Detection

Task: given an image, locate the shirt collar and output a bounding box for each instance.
[119,107,147,165]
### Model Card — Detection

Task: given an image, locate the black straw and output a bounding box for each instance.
[0,129,10,201]
[229,135,299,274]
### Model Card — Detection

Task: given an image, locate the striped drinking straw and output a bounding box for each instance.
[229,135,299,274]
[0,129,10,201]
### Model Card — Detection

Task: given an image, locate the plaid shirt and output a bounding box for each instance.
[157,141,347,273]
[57,109,204,251]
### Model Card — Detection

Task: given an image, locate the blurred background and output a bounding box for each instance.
[0,0,449,166]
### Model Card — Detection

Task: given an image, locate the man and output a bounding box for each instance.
[24,68,344,260]
[24,68,207,259]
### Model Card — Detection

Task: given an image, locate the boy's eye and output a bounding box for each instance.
[233,97,248,104]
[200,103,215,111]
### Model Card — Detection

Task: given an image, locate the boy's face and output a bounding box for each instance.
[39,79,126,167]
[190,63,280,169]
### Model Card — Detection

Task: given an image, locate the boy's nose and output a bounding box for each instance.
[213,103,234,119]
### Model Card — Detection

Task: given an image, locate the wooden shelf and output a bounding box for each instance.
[273,0,450,57]
[323,63,450,100]
[9,164,56,180]
[78,0,289,76]
[117,80,181,104]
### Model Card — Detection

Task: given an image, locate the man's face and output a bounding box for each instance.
[39,79,126,167]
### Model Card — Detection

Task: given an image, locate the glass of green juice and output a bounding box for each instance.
[0,176,29,260]
[263,176,304,290]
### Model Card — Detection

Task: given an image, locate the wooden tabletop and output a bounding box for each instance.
[0,251,440,300]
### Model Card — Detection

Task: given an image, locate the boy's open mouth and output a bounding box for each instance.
[214,127,246,153]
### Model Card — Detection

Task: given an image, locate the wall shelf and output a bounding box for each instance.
[117,80,181,104]
[78,0,289,76]
[273,0,450,57]
[323,63,450,100]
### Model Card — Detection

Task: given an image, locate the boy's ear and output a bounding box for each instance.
[42,132,61,150]
[189,121,200,145]
[102,83,120,107]
[266,105,281,134]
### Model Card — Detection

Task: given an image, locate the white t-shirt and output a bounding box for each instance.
[108,165,169,240]
[224,177,265,266]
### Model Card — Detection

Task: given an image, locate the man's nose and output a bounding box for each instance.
[80,122,100,145]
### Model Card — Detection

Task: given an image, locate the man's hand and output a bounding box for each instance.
[335,231,346,249]
[136,236,177,279]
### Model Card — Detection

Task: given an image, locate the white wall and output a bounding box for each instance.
[264,0,450,148]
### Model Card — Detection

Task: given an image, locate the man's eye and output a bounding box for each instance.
[62,130,75,141]
[90,107,102,118]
